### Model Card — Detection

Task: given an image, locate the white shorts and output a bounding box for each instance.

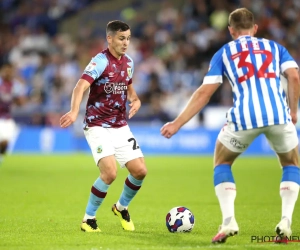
[0,118,19,142]
[84,125,144,167]
[218,122,298,153]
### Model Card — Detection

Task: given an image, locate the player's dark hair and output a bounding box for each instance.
[228,8,254,30]
[106,20,130,35]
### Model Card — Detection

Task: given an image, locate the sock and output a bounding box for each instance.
[280,166,300,224]
[214,164,236,225]
[116,174,143,210]
[83,177,110,221]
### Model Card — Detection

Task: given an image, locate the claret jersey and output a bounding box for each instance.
[81,48,134,128]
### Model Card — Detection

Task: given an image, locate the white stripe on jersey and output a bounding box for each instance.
[229,38,252,129]
[242,36,263,129]
[225,37,296,130]
[263,40,284,124]
[251,37,274,127]
[204,35,298,131]
[224,42,243,131]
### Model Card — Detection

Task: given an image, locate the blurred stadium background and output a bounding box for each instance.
[2,2,300,249]
[1,0,300,155]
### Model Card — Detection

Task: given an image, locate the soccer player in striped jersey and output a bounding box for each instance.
[60,21,147,232]
[161,8,300,244]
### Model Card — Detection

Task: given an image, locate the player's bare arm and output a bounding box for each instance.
[285,68,300,124]
[127,84,141,119]
[60,79,90,128]
[161,83,220,138]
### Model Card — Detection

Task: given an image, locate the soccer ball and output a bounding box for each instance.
[166,206,195,233]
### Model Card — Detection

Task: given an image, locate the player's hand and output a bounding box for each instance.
[291,112,298,125]
[128,99,141,119]
[60,111,78,128]
[160,121,180,139]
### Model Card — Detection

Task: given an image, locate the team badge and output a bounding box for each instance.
[127,67,132,77]
[96,146,102,153]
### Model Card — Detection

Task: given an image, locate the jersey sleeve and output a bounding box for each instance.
[81,53,108,84]
[203,48,224,85]
[278,43,299,73]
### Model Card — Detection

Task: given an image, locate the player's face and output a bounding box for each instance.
[107,30,131,58]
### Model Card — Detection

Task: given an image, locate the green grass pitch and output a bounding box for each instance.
[0,154,299,250]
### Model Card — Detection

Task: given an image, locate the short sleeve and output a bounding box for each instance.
[81,53,109,84]
[203,48,224,84]
[277,43,298,73]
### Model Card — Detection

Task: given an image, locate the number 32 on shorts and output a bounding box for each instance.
[128,138,140,150]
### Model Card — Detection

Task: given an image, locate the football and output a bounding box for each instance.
[166,206,195,233]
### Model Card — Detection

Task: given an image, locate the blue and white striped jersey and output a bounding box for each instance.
[203,35,298,131]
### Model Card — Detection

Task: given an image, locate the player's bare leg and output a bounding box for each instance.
[212,139,240,243]
[112,157,147,231]
[274,146,299,243]
[81,155,117,232]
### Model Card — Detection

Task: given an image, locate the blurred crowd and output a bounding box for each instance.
[1,0,300,128]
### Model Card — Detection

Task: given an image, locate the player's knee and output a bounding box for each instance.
[132,165,147,180]
[281,159,298,167]
[214,154,235,166]
[214,160,234,167]
[101,171,117,184]
[139,166,148,179]
[277,147,299,166]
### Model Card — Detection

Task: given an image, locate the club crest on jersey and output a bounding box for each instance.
[104,82,128,94]
[104,82,114,94]
[127,67,132,78]
[96,145,102,153]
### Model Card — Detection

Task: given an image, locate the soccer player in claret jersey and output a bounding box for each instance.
[161,8,300,244]
[0,63,26,164]
[60,20,147,232]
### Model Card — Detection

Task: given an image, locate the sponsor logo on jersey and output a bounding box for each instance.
[86,62,96,71]
[104,82,128,94]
